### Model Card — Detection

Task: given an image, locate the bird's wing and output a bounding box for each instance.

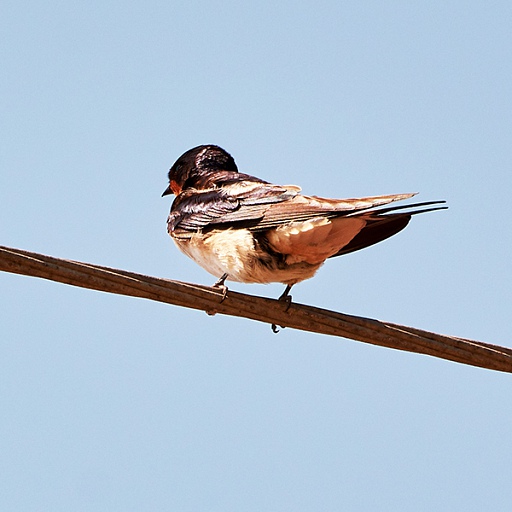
[245,192,417,231]
[168,181,300,235]
[169,181,421,237]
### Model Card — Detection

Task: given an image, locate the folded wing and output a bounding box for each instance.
[168,179,446,260]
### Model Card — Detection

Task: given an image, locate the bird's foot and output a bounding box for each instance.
[213,273,229,302]
[277,284,293,312]
[271,285,294,333]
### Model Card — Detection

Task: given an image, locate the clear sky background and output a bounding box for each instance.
[1,1,511,510]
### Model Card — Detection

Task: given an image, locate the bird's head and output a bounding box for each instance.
[162,145,238,196]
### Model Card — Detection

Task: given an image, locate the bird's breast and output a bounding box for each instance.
[172,229,257,282]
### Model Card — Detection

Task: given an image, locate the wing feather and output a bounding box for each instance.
[169,179,425,237]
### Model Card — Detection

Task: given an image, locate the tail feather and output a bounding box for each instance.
[358,199,447,216]
[329,200,447,258]
[329,215,410,258]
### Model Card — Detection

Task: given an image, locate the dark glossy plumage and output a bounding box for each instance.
[163,145,447,294]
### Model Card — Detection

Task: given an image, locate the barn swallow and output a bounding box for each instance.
[162,145,446,302]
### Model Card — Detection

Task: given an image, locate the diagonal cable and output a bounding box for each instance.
[1,245,510,373]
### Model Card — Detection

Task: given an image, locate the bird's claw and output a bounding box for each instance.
[271,285,294,332]
[213,273,229,302]
[278,293,292,312]
[217,285,228,302]
[277,285,293,312]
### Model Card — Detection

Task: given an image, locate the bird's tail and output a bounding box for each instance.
[329,199,447,258]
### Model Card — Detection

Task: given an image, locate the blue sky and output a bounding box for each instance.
[1,1,511,510]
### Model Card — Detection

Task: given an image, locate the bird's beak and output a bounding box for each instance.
[162,184,173,197]
[162,179,181,197]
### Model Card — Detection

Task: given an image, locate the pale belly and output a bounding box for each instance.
[172,228,322,285]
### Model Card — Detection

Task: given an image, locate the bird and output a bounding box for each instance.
[162,144,446,302]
